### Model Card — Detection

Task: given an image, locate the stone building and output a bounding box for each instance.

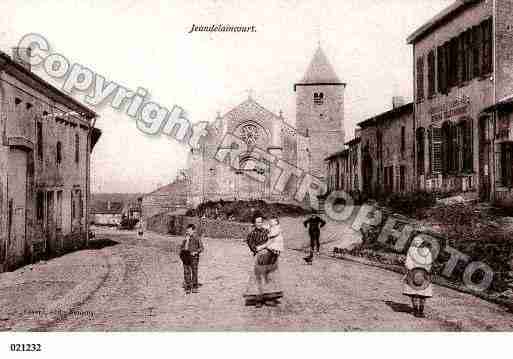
[357,101,414,197]
[482,95,513,204]
[408,0,513,201]
[0,49,100,272]
[183,45,345,208]
[90,201,123,226]
[325,148,349,194]
[141,177,188,219]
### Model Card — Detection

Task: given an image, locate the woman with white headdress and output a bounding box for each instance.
[403,236,433,318]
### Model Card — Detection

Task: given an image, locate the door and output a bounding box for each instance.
[46,191,54,254]
[7,148,28,265]
[479,117,491,201]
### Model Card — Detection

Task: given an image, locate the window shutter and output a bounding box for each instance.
[463,120,473,172]
[416,56,424,101]
[482,18,492,75]
[428,51,435,97]
[451,123,459,172]
[437,45,444,94]
[473,25,482,78]
[431,125,442,174]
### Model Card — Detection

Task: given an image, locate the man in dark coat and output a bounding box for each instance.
[179,224,204,294]
[303,212,326,264]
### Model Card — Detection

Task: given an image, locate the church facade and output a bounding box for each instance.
[186,46,345,208]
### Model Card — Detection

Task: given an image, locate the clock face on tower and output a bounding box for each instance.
[240,124,260,146]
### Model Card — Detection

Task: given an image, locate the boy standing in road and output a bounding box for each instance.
[303,212,326,264]
[179,224,204,294]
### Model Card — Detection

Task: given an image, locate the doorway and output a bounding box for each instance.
[7,148,28,266]
[479,116,491,201]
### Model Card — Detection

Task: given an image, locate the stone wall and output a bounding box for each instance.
[146,213,253,240]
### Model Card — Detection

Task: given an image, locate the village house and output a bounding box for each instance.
[408,0,513,201]
[325,148,348,194]
[90,200,124,226]
[356,99,414,198]
[482,96,513,205]
[141,176,189,219]
[324,130,363,204]
[0,48,100,272]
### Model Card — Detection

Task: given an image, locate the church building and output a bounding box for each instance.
[185,46,345,207]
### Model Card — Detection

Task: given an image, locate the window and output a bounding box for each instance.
[416,127,425,175]
[36,191,44,220]
[416,56,424,102]
[56,141,62,165]
[401,126,406,156]
[75,133,79,163]
[482,18,493,75]
[427,50,436,97]
[37,121,43,160]
[313,92,324,105]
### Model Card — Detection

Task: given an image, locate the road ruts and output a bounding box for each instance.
[51,227,513,331]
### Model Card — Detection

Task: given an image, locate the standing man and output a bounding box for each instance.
[179,224,204,294]
[303,212,326,264]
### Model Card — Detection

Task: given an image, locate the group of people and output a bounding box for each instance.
[177,212,434,318]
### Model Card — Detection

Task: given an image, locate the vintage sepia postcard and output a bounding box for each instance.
[0,0,512,357]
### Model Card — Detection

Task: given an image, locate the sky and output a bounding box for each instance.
[0,0,453,193]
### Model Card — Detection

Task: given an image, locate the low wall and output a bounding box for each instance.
[146,213,253,239]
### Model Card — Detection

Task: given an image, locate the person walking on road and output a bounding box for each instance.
[303,212,326,264]
[179,224,204,294]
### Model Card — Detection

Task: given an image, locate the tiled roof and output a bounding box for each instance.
[406,0,481,44]
[357,102,413,128]
[90,201,124,214]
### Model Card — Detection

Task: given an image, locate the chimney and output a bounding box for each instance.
[392,96,405,109]
[12,47,32,71]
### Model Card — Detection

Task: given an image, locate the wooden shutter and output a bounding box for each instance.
[473,25,482,78]
[463,120,473,172]
[431,125,443,174]
[416,56,424,102]
[428,50,435,97]
[437,45,444,94]
[482,18,492,75]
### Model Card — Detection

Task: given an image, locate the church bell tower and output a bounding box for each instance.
[295,45,345,179]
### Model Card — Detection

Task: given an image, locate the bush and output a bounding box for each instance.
[185,200,312,223]
[379,191,436,217]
